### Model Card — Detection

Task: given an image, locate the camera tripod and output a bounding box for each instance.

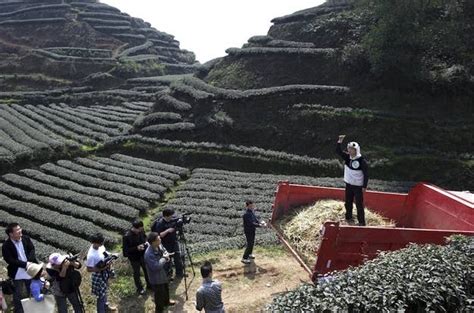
[177,229,195,301]
[74,283,86,313]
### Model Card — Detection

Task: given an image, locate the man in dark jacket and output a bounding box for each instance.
[122,219,150,295]
[241,200,266,264]
[151,209,184,278]
[2,223,38,313]
[336,135,369,226]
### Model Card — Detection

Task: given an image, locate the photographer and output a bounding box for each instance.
[122,219,151,295]
[46,253,84,313]
[151,209,184,279]
[86,233,116,313]
[144,232,175,313]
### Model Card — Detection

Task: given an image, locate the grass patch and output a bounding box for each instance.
[143,180,185,231]
[122,140,136,149]
[80,144,102,152]
[192,245,286,265]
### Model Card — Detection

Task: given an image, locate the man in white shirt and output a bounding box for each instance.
[1,223,37,313]
[86,233,116,313]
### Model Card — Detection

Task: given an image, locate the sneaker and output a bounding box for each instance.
[249,254,255,259]
[241,258,251,264]
[106,303,117,311]
[358,223,366,226]
[168,300,176,306]
[345,219,355,225]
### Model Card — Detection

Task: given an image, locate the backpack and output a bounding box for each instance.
[59,269,82,294]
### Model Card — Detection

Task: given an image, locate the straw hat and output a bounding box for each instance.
[26,262,44,278]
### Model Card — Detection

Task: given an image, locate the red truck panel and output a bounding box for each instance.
[271,182,474,281]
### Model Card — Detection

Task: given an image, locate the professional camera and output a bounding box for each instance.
[95,251,119,269]
[65,253,80,263]
[174,213,192,230]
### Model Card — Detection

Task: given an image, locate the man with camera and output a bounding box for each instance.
[2,223,38,313]
[46,253,84,313]
[86,233,117,313]
[151,209,185,279]
[144,232,175,313]
[122,219,151,295]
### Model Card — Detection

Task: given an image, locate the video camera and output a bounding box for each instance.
[169,213,192,233]
[95,251,119,269]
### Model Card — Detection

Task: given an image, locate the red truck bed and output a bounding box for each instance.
[270,182,474,281]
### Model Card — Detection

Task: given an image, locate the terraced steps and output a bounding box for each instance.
[0,154,188,253]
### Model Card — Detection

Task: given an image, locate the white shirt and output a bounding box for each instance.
[86,245,105,268]
[343,164,365,187]
[13,240,31,280]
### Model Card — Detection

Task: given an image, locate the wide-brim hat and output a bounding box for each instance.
[48,253,66,266]
[26,262,44,278]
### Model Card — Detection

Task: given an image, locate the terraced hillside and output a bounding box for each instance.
[0,152,411,261]
[131,1,473,189]
[0,5,470,313]
[164,168,410,254]
[0,0,197,90]
[0,154,187,260]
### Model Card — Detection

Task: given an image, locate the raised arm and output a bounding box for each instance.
[336,135,349,162]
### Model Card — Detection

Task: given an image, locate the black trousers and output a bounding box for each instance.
[13,279,31,313]
[163,243,183,277]
[345,183,366,226]
[152,283,170,313]
[130,257,150,290]
[243,231,255,259]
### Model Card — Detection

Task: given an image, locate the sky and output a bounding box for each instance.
[101,0,325,63]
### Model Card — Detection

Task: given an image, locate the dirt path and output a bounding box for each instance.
[119,246,310,313]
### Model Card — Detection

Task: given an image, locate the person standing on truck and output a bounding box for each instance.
[336,135,369,226]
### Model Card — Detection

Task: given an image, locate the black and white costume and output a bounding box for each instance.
[336,141,369,225]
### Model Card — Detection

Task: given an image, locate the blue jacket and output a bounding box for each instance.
[30,279,44,302]
[144,246,168,285]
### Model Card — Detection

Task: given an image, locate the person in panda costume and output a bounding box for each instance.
[336,135,369,226]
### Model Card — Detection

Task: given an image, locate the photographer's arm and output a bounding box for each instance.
[159,228,175,238]
[59,260,70,278]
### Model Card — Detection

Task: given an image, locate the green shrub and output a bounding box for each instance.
[111,59,164,78]
[268,235,474,312]
[360,0,473,89]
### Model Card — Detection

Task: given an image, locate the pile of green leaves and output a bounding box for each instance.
[268,235,474,312]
